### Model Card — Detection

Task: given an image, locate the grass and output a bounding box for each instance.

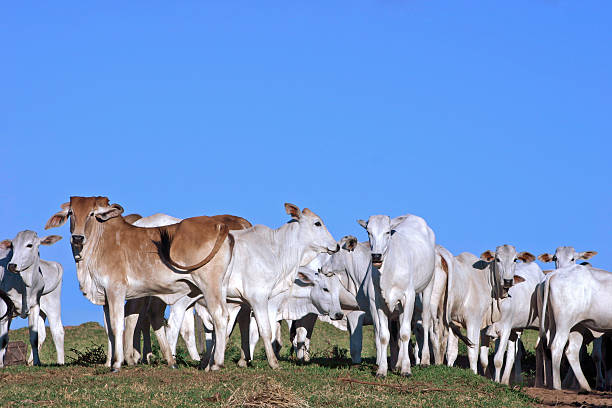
[0,320,538,407]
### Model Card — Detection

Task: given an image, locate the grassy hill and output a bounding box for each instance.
[0,318,539,407]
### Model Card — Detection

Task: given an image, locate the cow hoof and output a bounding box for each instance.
[237,359,248,368]
[110,367,120,373]
[375,372,387,379]
[400,371,412,378]
[578,389,590,395]
[171,364,178,369]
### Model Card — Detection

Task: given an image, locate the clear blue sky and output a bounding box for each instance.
[2,1,611,329]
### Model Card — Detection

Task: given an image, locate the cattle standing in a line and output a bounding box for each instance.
[0,231,65,366]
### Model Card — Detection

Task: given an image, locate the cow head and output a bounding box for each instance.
[320,236,358,275]
[297,268,344,320]
[45,196,124,260]
[0,231,61,273]
[358,215,399,269]
[480,245,535,296]
[285,203,338,257]
[537,247,597,269]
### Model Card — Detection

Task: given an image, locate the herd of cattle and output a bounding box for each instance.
[0,196,610,393]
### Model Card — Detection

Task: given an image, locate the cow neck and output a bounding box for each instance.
[484,261,503,325]
[17,256,40,289]
[270,221,312,280]
[73,217,109,304]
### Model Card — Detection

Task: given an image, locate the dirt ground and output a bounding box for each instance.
[525,387,612,407]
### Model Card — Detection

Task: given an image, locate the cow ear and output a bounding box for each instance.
[296,267,318,285]
[341,235,358,251]
[285,203,301,220]
[577,251,597,260]
[95,204,124,221]
[45,202,70,230]
[538,253,553,263]
[40,235,62,246]
[391,215,408,229]
[302,208,316,217]
[0,240,12,250]
[357,219,367,229]
[513,275,526,284]
[518,252,536,263]
[480,250,495,262]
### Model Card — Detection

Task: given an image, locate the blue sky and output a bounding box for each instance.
[2,1,611,329]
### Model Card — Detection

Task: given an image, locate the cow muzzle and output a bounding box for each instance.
[331,312,344,321]
[7,263,18,273]
[71,235,85,245]
[503,279,513,288]
[372,253,383,268]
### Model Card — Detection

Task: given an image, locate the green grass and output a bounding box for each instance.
[0,320,538,407]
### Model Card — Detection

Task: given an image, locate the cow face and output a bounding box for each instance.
[480,245,535,295]
[320,236,358,276]
[297,268,344,320]
[358,215,393,269]
[0,231,61,273]
[285,203,338,257]
[45,196,124,260]
[537,247,597,269]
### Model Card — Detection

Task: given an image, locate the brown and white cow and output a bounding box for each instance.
[45,196,245,372]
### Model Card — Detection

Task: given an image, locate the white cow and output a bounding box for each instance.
[536,247,604,390]
[539,264,612,391]
[0,231,65,366]
[241,266,352,364]
[484,261,544,384]
[317,236,438,367]
[358,214,436,377]
[221,204,338,369]
[444,245,535,375]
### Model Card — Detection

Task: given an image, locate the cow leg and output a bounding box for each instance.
[446,327,459,367]
[397,291,416,377]
[103,305,113,367]
[123,298,144,366]
[180,307,201,361]
[0,316,10,368]
[233,304,252,368]
[550,328,570,390]
[479,331,490,377]
[251,303,279,369]
[566,331,591,392]
[466,322,481,375]
[166,298,189,357]
[148,300,176,368]
[593,337,604,390]
[273,320,283,358]
[502,337,517,385]
[141,305,153,364]
[373,307,390,377]
[105,289,127,372]
[42,292,65,365]
[27,304,42,366]
[390,319,400,370]
[347,311,365,364]
[420,281,434,366]
[27,313,46,365]
[494,327,511,383]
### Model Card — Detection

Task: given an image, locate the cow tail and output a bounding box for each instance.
[539,275,552,347]
[159,223,229,271]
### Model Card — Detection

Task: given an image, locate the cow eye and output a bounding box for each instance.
[322,288,329,293]
[89,212,94,217]
[495,258,501,262]
[552,256,557,261]
[314,221,321,227]
[26,244,33,248]
[570,258,574,262]
[513,258,518,263]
